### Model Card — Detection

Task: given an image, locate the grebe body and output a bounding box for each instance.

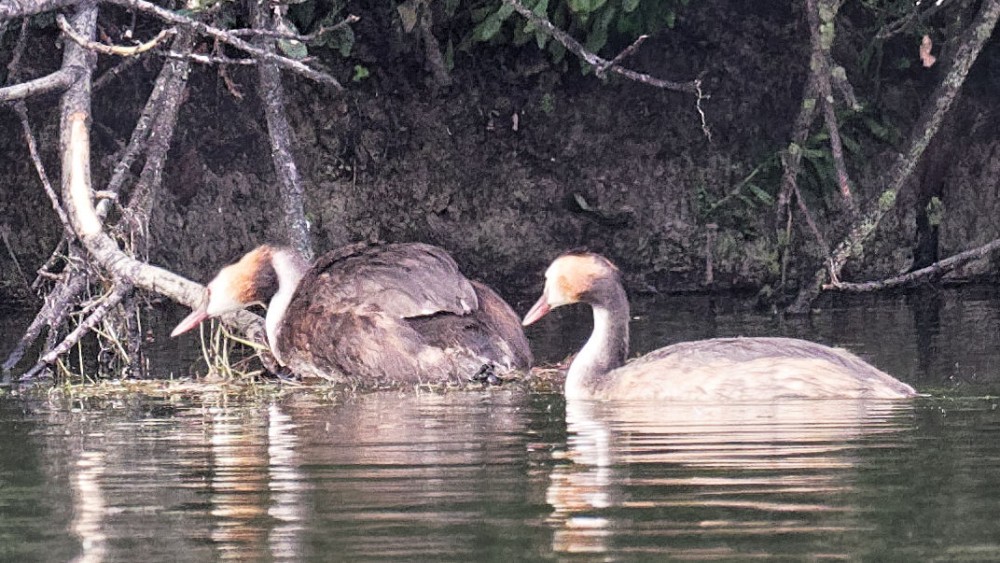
[173,242,532,384]
[522,252,916,401]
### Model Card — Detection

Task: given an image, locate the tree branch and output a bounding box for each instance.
[806,0,855,210]
[0,66,85,102]
[57,12,175,56]
[825,238,1000,293]
[251,0,313,260]
[0,0,79,20]
[503,0,699,94]
[100,0,345,89]
[21,282,132,380]
[788,0,1000,313]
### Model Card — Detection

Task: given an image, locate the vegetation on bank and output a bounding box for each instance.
[1,0,999,383]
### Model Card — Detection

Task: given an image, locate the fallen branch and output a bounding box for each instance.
[101,0,345,89]
[826,238,1000,293]
[2,254,90,373]
[20,282,132,380]
[55,6,265,353]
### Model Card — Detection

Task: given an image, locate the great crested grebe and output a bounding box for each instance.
[172,242,532,384]
[522,252,917,401]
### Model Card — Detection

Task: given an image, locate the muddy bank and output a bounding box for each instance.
[2,2,999,305]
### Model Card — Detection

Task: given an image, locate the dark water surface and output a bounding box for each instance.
[3,288,1000,560]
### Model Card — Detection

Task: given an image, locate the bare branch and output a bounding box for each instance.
[252,0,313,259]
[504,0,699,94]
[93,54,143,90]
[599,34,648,76]
[100,0,345,89]
[826,238,1000,293]
[57,13,175,56]
[876,0,956,41]
[0,0,79,20]
[805,0,855,209]
[21,282,132,380]
[161,51,256,65]
[0,66,85,102]
[14,102,75,238]
[788,0,1000,313]
[229,14,359,42]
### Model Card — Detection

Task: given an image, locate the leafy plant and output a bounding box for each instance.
[465,0,688,65]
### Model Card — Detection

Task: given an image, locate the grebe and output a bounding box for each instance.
[522,252,917,401]
[172,242,532,384]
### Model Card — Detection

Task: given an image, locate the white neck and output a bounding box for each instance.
[265,249,308,362]
[565,305,626,400]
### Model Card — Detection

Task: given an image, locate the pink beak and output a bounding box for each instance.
[522,291,552,326]
[171,291,210,337]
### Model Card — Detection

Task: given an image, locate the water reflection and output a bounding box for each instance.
[71,450,107,563]
[548,397,915,558]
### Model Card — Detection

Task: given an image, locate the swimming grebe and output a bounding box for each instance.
[522,252,917,401]
[172,242,532,384]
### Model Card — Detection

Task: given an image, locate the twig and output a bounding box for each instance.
[213,37,243,99]
[58,13,175,56]
[504,0,698,94]
[0,225,29,286]
[21,282,132,380]
[14,102,76,238]
[93,53,143,90]
[598,34,648,76]
[161,51,256,65]
[100,0,345,89]
[826,238,1000,292]
[229,14,358,42]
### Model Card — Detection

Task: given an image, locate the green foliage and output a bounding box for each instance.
[352,65,370,82]
[697,156,781,234]
[540,92,556,114]
[698,102,899,235]
[467,0,687,64]
[286,0,355,57]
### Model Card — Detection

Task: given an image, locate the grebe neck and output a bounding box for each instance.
[265,248,309,361]
[565,284,629,399]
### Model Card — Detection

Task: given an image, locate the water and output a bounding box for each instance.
[3,288,1000,560]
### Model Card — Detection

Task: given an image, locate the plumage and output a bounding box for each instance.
[173,242,532,384]
[523,252,917,401]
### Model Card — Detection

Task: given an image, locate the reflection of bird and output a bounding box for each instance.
[522,252,917,401]
[172,242,532,384]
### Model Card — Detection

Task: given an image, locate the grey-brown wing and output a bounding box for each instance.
[293,242,479,319]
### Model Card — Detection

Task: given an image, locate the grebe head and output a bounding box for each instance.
[522,252,620,326]
[171,245,280,337]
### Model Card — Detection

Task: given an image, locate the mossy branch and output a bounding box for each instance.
[788,0,1000,313]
